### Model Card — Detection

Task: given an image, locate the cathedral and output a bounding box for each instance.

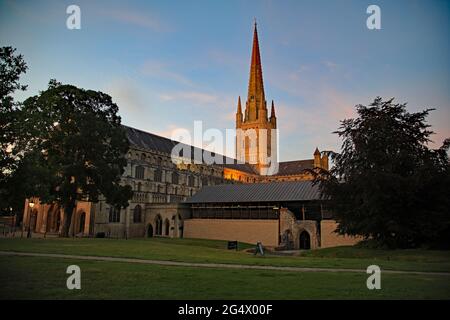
[22,23,359,249]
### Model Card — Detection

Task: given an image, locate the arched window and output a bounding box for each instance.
[133,205,142,223]
[154,169,162,182]
[137,182,142,192]
[172,172,179,184]
[141,153,146,161]
[135,166,145,179]
[109,206,120,223]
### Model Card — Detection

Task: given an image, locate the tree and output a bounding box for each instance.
[318,97,450,248]
[19,80,132,236]
[0,46,28,217]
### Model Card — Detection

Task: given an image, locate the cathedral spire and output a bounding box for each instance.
[270,100,276,118]
[246,20,266,121]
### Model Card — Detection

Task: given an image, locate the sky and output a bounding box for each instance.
[1,0,449,161]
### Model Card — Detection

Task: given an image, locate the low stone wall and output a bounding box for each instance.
[184,218,279,246]
[320,220,363,248]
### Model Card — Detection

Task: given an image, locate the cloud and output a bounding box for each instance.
[274,82,358,156]
[104,8,168,32]
[323,60,338,70]
[159,91,218,105]
[103,78,150,116]
[207,49,246,69]
[141,61,194,87]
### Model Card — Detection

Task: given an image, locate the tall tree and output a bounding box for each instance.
[19,80,132,236]
[318,97,450,248]
[0,46,28,216]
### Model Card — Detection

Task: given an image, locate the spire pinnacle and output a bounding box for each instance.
[270,100,275,117]
[237,96,242,114]
[314,147,321,156]
[245,20,266,121]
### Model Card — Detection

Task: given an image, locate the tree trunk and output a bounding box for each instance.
[60,201,75,237]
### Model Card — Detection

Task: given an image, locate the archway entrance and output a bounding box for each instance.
[30,210,38,232]
[147,224,153,237]
[155,215,162,236]
[299,230,311,250]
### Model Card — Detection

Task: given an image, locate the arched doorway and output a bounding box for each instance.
[155,215,162,236]
[30,210,38,232]
[46,207,61,233]
[147,224,153,237]
[78,212,86,234]
[299,230,311,250]
[164,219,170,236]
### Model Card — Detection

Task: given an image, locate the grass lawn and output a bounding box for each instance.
[1,237,450,272]
[1,238,449,299]
[1,255,449,299]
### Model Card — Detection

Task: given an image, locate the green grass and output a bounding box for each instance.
[1,237,450,272]
[1,255,449,299]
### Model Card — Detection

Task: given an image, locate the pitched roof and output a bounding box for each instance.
[276,160,314,176]
[123,125,314,176]
[124,125,182,155]
[185,180,322,203]
[123,125,258,174]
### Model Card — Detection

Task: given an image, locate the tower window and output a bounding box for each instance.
[154,169,162,182]
[135,166,145,179]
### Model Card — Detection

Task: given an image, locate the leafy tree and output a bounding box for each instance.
[19,80,132,236]
[0,46,28,217]
[318,97,450,248]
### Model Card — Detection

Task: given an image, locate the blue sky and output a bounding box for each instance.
[1,0,449,161]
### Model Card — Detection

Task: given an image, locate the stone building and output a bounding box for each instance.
[21,22,353,249]
[184,181,361,249]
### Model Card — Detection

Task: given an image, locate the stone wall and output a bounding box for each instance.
[320,220,363,248]
[279,208,319,249]
[184,218,279,246]
[145,203,190,238]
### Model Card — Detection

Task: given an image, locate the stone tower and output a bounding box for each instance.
[236,22,277,173]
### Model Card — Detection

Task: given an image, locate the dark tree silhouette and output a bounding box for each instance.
[0,46,28,217]
[19,80,132,236]
[318,97,450,248]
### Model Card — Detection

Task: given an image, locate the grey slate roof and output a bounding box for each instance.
[123,125,313,176]
[276,159,314,176]
[124,125,250,168]
[185,180,322,203]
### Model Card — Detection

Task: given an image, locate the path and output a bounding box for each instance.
[1,250,450,276]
